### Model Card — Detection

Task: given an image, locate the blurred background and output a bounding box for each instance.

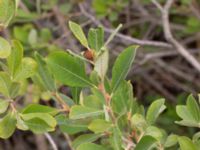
[0,0,200,149]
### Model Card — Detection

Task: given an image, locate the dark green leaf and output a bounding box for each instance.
[111,45,138,92]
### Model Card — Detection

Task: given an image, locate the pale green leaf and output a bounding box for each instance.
[178,136,198,150]
[0,37,11,58]
[94,49,109,79]
[7,40,23,78]
[56,114,87,135]
[146,98,166,125]
[69,105,104,119]
[88,119,112,133]
[14,57,38,81]
[0,99,9,114]
[0,112,16,139]
[0,0,16,27]
[164,134,178,148]
[186,95,200,122]
[69,21,88,48]
[0,72,11,97]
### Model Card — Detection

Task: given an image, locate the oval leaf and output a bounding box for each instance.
[47,51,93,87]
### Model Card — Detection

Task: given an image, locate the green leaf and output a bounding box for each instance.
[14,57,38,81]
[0,99,9,114]
[0,37,11,58]
[112,80,134,114]
[77,143,108,150]
[145,126,164,141]
[0,72,11,97]
[88,119,112,133]
[109,127,122,150]
[164,134,178,148]
[178,136,197,150]
[56,114,87,134]
[22,104,58,116]
[186,95,200,122]
[0,0,16,28]
[176,99,200,128]
[69,105,104,119]
[7,40,23,78]
[21,113,57,128]
[69,21,88,48]
[111,45,138,92]
[24,118,54,134]
[146,98,166,125]
[72,134,102,149]
[28,29,38,46]
[94,49,109,79]
[135,135,157,150]
[47,51,93,87]
[34,52,56,91]
[88,27,104,52]
[131,113,147,130]
[0,112,16,139]
[176,105,194,121]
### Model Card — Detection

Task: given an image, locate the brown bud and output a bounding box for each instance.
[83,49,94,61]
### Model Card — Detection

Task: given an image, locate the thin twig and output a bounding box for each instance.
[79,3,172,48]
[44,133,58,150]
[152,0,200,72]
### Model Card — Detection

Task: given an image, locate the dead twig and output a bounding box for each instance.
[152,0,200,73]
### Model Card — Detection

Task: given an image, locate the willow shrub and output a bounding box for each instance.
[0,1,200,150]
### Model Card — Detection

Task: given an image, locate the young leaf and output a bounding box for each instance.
[88,119,112,133]
[178,136,198,150]
[0,99,9,114]
[146,98,166,125]
[56,114,88,135]
[14,57,38,81]
[47,51,93,87]
[69,105,104,119]
[88,27,104,52]
[0,112,16,139]
[34,52,56,91]
[0,0,16,28]
[77,143,108,150]
[0,37,11,58]
[7,40,23,78]
[135,135,157,150]
[72,134,102,149]
[111,45,138,92]
[69,21,88,48]
[94,49,109,79]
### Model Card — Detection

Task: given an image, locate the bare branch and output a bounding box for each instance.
[152,0,200,72]
[79,3,172,48]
